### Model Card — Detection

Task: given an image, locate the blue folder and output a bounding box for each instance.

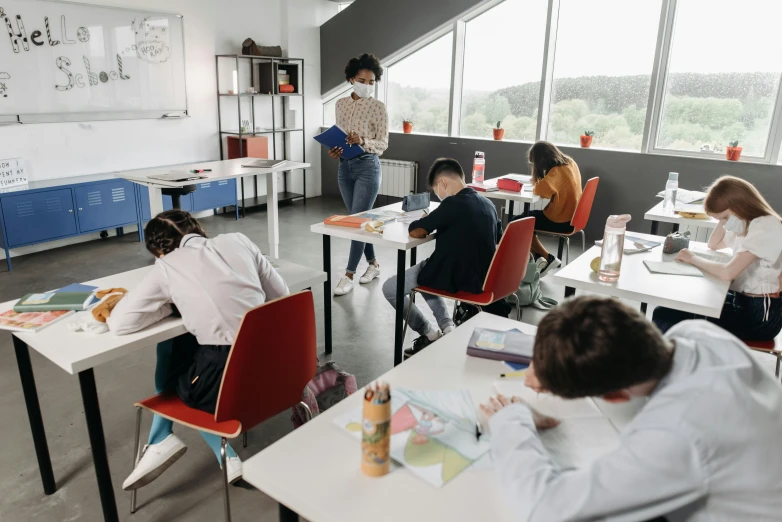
[314,125,366,160]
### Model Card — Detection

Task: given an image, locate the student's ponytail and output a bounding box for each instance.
[144,210,207,257]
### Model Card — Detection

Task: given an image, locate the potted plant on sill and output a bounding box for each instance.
[402,119,414,134]
[580,130,594,148]
[726,140,742,161]
[493,121,505,141]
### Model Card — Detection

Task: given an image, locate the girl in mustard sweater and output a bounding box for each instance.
[513,141,582,276]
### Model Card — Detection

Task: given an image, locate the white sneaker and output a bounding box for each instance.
[537,256,562,278]
[442,325,456,335]
[334,276,354,296]
[122,434,187,491]
[359,264,381,284]
[224,456,243,484]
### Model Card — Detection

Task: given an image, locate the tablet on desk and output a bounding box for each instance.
[242,159,287,169]
[148,172,205,182]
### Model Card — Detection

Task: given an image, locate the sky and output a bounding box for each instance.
[386,0,782,91]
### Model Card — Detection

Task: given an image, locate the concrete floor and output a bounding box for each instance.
[4,196,772,521]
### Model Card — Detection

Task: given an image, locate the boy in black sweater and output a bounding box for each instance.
[382,158,501,357]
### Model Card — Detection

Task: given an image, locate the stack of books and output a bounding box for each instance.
[0,283,99,333]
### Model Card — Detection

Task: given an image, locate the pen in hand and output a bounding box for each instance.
[475,421,483,441]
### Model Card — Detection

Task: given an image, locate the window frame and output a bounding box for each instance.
[321,0,782,165]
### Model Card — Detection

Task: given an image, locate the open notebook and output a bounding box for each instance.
[644,260,703,277]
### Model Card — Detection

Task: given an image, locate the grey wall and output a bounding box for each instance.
[320,0,483,94]
[321,133,782,240]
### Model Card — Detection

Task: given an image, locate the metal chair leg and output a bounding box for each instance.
[242,432,248,449]
[565,237,571,265]
[776,355,780,379]
[298,401,313,422]
[579,230,586,255]
[512,293,522,321]
[452,300,460,322]
[221,438,231,522]
[130,407,143,514]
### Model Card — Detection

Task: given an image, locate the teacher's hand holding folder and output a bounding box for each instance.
[315,125,366,160]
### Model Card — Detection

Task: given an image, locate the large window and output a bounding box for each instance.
[460,0,548,141]
[547,0,663,150]
[656,0,782,158]
[386,33,454,135]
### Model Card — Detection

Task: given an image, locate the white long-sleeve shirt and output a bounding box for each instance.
[490,320,782,522]
[108,233,289,345]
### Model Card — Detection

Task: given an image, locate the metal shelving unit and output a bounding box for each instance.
[215,54,306,217]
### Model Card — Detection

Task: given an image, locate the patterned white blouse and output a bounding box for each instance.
[335,95,389,156]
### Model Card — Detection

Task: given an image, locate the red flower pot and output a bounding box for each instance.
[493,128,505,141]
[403,121,413,134]
[580,135,593,148]
[726,146,742,161]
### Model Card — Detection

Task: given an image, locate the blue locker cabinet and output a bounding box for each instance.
[74,180,138,233]
[0,188,78,247]
[138,180,238,220]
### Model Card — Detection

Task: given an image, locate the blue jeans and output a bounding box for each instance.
[338,154,381,274]
[382,261,455,336]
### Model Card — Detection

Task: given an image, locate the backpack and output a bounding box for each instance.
[513,254,558,310]
[291,361,357,428]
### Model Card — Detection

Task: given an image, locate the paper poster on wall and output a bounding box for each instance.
[0,158,27,188]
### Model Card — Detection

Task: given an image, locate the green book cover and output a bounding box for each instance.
[13,291,95,312]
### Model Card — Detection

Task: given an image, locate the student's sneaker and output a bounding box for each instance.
[359,264,381,284]
[537,254,561,278]
[122,434,187,491]
[334,276,354,296]
[403,335,434,360]
[223,456,243,484]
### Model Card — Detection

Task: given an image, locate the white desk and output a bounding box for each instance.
[550,232,730,317]
[243,312,639,522]
[118,158,310,259]
[310,202,438,365]
[469,176,540,224]
[645,201,718,235]
[1,259,325,522]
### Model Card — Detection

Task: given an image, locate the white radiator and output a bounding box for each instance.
[379,159,418,197]
[678,224,714,242]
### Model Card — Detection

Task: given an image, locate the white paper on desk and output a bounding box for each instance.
[494,381,603,419]
[539,417,620,469]
[644,260,704,277]
[655,188,706,204]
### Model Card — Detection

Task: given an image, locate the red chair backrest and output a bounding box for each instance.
[570,177,600,232]
[482,217,535,300]
[214,291,317,430]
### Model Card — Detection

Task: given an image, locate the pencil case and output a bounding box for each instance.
[402,192,430,212]
[497,178,523,192]
[663,231,691,254]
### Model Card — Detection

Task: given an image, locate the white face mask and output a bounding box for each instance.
[723,214,747,235]
[434,182,450,202]
[352,81,374,99]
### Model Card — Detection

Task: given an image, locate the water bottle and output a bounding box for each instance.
[662,172,679,212]
[599,214,632,283]
[472,151,485,184]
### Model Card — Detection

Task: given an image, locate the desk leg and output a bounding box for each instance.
[410,247,417,267]
[640,303,648,315]
[672,223,679,233]
[323,235,332,355]
[148,186,164,218]
[565,286,576,298]
[650,220,659,235]
[279,504,299,522]
[394,250,406,367]
[13,336,56,495]
[79,369,119,522]
[266,173,279,259]
[508,200,515,223]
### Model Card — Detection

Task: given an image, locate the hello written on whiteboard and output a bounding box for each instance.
[0,159,27,189]
[1,9,170,92]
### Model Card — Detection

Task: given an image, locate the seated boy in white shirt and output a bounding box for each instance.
[483,296,782,522]
[108,210,289,491]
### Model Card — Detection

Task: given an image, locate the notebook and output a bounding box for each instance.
[313,125,366,160]
[0,310,74,333]
[643,260,704,277]
[148,172,205,182]
[14,290,97,312]
[467,327,534,364]
[241,159,288,169]
[324,215,371,228]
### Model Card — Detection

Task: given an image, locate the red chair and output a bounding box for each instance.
[129,291,318,521]
[745,339,781,380]
[536,177,599,265]
[403,217,535,342]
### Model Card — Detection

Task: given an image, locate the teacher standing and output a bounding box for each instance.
[329,53,389,297]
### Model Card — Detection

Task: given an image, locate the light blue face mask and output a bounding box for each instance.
[723,214,747,235]
[433,183,450,202]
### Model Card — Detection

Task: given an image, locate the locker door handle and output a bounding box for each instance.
[78,208,83,211]
[68,209,73,213]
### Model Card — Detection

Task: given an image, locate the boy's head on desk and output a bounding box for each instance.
[533,296,673,403]
[145,210,207,258]
[428,158,467,201]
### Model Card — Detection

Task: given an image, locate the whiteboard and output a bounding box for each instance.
[0,0,187,122]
